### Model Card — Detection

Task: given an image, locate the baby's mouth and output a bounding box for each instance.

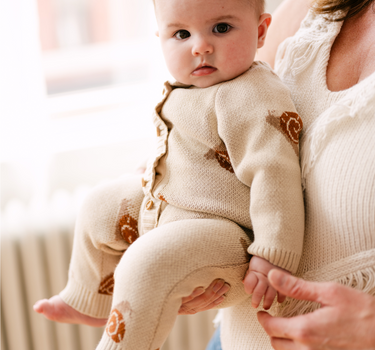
[192,64,217,76]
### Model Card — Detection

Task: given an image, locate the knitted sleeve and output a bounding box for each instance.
[215,63,305,273]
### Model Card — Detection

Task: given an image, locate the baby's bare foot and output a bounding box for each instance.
[33,295,107,327]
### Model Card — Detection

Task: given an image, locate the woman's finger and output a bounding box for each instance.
[268,270,316,301]
[178,279,230,315]
[181,287,205,304]
[270,337,302,350]
[188,280,229,309]
[257,311,305,339]
[268,269,363,308]
[184,294,226,314]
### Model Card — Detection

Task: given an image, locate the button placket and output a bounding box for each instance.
[142,80,171,227]
[146,200,154,210]
[141,196,163,234]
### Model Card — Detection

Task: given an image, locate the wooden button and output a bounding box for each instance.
[141,178,146,187]
[146,200,154,210]
[156,127,161,137]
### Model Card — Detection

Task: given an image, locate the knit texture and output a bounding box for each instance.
[61,63,305,350]
[141,61,305,273]
[220,10,375,349]
[96,218,252,349]
[60,175,145,318]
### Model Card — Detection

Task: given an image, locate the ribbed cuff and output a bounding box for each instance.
[247,245,301,274]
[59,279,113,319]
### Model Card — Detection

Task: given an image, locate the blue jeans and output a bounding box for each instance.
[206,326,222,350]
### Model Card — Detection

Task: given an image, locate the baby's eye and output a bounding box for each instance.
[175,30,190,40]
[213,23,231,34]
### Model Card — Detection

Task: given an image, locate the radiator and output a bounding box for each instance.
[1,190,217,350]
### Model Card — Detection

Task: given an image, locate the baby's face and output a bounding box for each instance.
[155,0,269,88]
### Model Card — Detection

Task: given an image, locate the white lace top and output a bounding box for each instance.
[274,9,375,315]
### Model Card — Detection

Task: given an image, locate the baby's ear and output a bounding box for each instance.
[257,13,272,49]
[155,30,159,37]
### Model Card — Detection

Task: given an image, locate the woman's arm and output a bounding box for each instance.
[258,269,375,349]
[256,0,310,68]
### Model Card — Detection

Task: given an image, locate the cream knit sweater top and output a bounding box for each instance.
[275,10,375,315]
[141,62,305,274]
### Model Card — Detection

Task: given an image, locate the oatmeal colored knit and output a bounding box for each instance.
[60,62,305,350]
[220,10,375,350]
[141,61,304,273]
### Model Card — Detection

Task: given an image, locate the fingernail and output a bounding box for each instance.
[213,280,224,292]
[214,296,225,304]
[192,287,205,297]
[222,283,231,293]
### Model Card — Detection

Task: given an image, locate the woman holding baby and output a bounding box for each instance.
[34,0,374,348]
[200,0,375,349]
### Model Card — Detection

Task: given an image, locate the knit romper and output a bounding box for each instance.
[60,62,305,350]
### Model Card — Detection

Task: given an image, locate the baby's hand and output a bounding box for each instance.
[243,256,290,309]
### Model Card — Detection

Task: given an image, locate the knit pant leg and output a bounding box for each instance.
[59,174,144,318]
[96,218,251,350]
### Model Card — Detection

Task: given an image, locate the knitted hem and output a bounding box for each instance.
[276,264,375,317]
[247,245,301,274]
[59,279,113,319]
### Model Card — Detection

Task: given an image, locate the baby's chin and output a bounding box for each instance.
[186,75,231,88]
[184,70,248,88]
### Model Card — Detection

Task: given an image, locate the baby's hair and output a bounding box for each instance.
[249,0,266,15]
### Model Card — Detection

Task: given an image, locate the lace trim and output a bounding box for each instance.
[275,10,342,79]
[300,77,375,188]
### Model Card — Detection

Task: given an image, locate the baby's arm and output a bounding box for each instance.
[243,256,290,309]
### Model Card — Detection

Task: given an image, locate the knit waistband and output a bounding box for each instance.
[302,248,375,282]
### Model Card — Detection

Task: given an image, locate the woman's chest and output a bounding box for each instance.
[300,113,375,270]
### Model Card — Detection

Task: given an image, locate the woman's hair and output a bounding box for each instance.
[312,0,374,21]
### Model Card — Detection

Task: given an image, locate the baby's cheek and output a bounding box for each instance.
[163,45,190,83]
[223,47,254,78]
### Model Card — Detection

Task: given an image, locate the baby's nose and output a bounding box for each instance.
[192,37,213,56]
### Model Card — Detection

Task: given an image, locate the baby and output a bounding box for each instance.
[34,0,305,349]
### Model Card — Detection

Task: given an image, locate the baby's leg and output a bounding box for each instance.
[34,174,144,324]
[97,218,251,350]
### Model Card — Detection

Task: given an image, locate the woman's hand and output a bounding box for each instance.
[257,269,375,350]
[178,279,230,315]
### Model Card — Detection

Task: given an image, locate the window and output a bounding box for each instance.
[37,0,165,95]
[1,0,169,208]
